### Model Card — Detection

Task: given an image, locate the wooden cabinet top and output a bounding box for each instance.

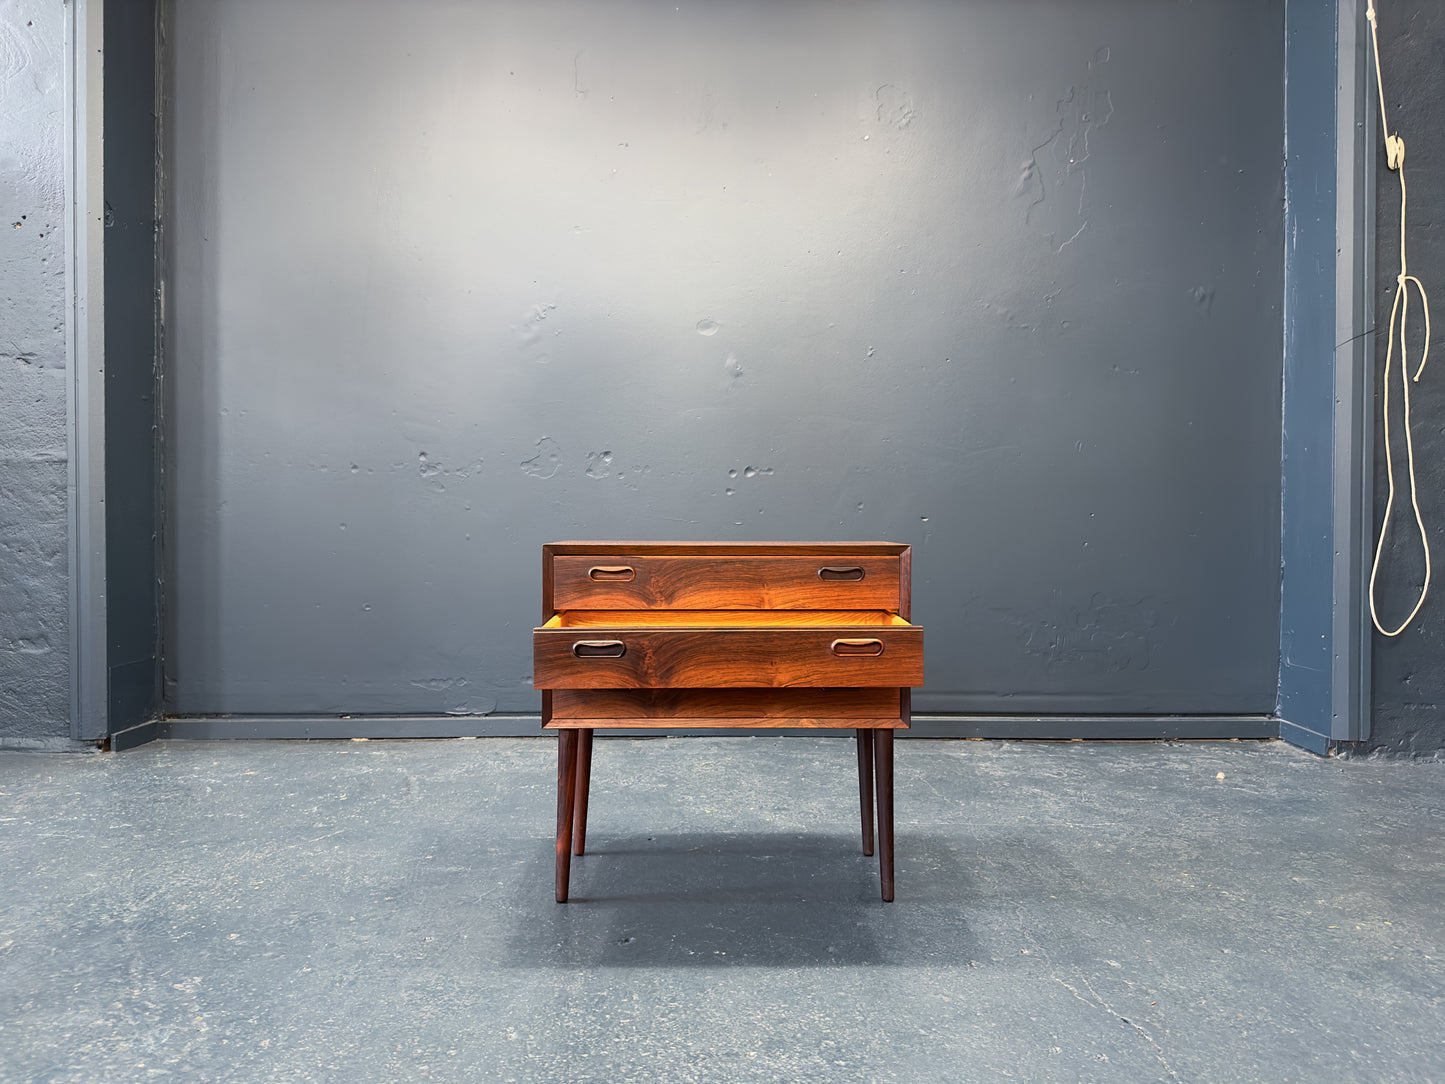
[543,541,911,556]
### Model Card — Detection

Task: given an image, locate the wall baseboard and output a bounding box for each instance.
[109,719,161,751]
[139,713,1280,745]
[1277,719,1332,756]
[908,715,1277,740]
[0,737,105,753]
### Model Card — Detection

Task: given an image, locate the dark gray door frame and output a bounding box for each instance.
[1277,0,1375,753]
[65,0,109,742]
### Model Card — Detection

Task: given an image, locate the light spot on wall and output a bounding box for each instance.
[1016,46,1113,253]
[1000,591,1169,674]
[417,452,484,492]
[445,695,498,717]
[875,85,917,130]
[411,677,467,693]
[585,451,613,479]
[13,634,50,655]
[520,437,562,479]
[517,302,558,363]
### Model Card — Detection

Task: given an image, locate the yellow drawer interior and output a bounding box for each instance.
[540,610,914,629]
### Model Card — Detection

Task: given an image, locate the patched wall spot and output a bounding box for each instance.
[521,437,562,479]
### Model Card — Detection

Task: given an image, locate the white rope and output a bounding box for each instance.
[1366,0,1434,637]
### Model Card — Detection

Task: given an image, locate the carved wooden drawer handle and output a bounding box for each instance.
[588,566,635,582]
[831,638,884,657]
[572,640,626,658]
[817,566,865,581]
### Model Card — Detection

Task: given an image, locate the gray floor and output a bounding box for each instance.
[1,737,1442,1083]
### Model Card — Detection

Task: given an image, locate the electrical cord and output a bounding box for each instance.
[1366,0,1433,637]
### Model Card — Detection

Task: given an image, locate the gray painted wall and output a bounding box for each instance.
[0,2,71,745]
[1364,0,1445,757]
[164,0,1286,722]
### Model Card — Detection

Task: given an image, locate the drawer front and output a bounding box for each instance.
[546,687,907,729]
[533,625,923,689]
[550,555,900,611]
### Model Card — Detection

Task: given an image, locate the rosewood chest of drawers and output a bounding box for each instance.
[533,541,923,902]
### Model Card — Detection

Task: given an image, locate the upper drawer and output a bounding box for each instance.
[550,554,902,611]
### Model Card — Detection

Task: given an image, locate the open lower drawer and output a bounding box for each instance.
[533,610,923,689]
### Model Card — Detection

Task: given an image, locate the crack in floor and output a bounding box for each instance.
[1019,913,1181,1082]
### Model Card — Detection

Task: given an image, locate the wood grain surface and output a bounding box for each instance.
[550,554,902,610]
[547,687,904,727]
[533,625,923,688]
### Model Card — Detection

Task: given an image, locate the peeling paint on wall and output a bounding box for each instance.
[1000,591,1173,675]
[520,438,562,480]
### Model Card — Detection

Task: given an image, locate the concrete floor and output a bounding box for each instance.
[1,736,1442,1083]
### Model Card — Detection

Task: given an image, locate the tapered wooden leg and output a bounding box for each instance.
[572,728,593,856]
[856,729,875,856]
[874,728,895,902]
[555,730,579,902]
